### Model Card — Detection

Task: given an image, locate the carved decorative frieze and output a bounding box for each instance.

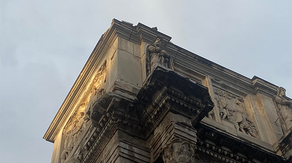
[274,87,292,134]
[86,89,105,127]
[91,61,107,89]
[62,103,87,163]
[84,61,107,103]
[213,88,259,138]
[61,61,107,163]
[146,38,174,76]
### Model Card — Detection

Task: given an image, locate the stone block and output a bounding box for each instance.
[117,50,142,87]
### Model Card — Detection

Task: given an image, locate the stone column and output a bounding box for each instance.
[147,112,197,163]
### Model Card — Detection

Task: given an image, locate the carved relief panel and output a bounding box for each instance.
[61,103,87,163]
[85,61,107,114]
[162,139,195,163]
[60,61,107,163]
[211,87,259,138]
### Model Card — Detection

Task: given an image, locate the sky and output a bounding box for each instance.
[0,0,291,162]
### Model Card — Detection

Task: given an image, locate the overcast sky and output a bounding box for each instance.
[0,0,291,162]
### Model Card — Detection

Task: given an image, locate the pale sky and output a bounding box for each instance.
[0,0,291,162]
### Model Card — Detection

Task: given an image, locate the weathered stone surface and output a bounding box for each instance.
[274,87,292,135]
[279,131,292,161]
[44,19,290,163]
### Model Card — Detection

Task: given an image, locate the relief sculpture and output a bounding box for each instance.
[162,139,195,163]
[83,61,107,126]
[146,37,174,75]
[274,87,292,134]
[61,61,107,163]
[207,109,215,120]
[61,104,86,163]
[213,88,259,138]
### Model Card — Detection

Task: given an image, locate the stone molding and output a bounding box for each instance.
[196,124,286,163]
[138,66,214,133]
[252,76,279,97]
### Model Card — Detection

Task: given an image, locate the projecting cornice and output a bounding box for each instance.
[252,76,279,97]
[196,123,286,163]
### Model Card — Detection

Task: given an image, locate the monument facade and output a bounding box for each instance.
[44,19,292,163]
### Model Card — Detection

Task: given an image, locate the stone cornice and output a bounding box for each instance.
[252,76,279,98]
[136,22,172,45]
[137,66,214,136]
[196,123,286,163]
[165,43,253,88]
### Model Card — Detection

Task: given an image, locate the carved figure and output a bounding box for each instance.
[92,63,106,87]
[162,139,195,163]
[86,88,105,112]
[218,96,228,120]
[62,104,86,163]
[146,38,174,74]
[61,151,81,163]
[228,98,245,123]
[61,149,69,163]
[274,87,292,133]
[214,89,229,120]
[207,109,215,120]
[60,61,107,163]
[86,89,106,126]
[237,114,259,138]
[230,98,259,138]
[214,88,259,138]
